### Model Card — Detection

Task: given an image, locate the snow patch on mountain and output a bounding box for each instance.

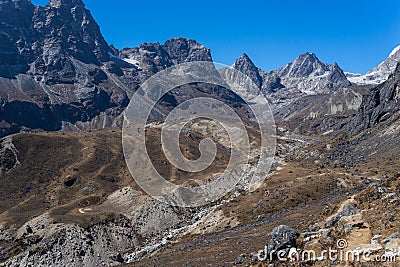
[122,57,141,68]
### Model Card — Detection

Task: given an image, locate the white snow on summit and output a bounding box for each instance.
[346,45,400,85]
[389,45,400,57]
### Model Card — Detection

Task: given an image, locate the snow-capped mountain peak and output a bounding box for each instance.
[389,45,400,57]
[346,45,400,85]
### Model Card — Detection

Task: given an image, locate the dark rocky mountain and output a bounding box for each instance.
[232,53,263,88]
[232,53,286,94]
[348,63,400,134]
[0,0,213,137]
[0,0,111,81]
[119,38,212,81]
[0,0,127,136]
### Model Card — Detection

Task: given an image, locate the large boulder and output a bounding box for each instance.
[266,225,300,258]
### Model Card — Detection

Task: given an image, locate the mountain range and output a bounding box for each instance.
[2,1,400,266]
[0,0,212,136]
[1,0,398,137]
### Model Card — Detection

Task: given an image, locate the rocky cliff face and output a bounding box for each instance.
[348,64,400,134]
[0,0,213,137]
[0,0,129,136]
[232,53,288,94]
[0,0,111,81]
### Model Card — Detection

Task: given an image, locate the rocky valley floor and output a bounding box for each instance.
[0,116,399,267]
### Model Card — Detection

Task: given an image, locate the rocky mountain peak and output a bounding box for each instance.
[0,0,111,69]
[235,53,253,63]
[365,45,400,77]
[329,62,349,81]
[270,52,350,94]
[162,37,212,64]
[233,53,263,88]
[234,53,257,70]
[48,0,85,8]
[119,38,212,79]
[279,52,329,78]
[299,52,318,61]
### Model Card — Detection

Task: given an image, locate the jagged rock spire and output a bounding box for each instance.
[233,53,263,88]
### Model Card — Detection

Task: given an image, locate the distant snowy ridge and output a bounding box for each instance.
[346,45,400,85]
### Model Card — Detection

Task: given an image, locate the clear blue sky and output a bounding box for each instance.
[32,0,400,74]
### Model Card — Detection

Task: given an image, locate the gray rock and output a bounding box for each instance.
[26,225,33,234]
[308,224,321,232]
[25,235,42,245]
[250,251,259,263]
[267,225,299,258]
[234,254,245,265]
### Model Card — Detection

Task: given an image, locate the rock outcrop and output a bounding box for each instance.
[232,53,263,88]
[0,0,128,135]
[348,64,400,134]
[266,225,300,257]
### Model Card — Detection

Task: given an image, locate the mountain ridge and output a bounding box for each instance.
[231,52,351,110]
[346,45,400,85]
[0,0,396,139]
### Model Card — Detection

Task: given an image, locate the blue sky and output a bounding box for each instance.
[32,0,400,74]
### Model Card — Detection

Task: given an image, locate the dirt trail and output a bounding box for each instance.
[323,194,372,251]
[78,208,93,214]
[324,194,356,224]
